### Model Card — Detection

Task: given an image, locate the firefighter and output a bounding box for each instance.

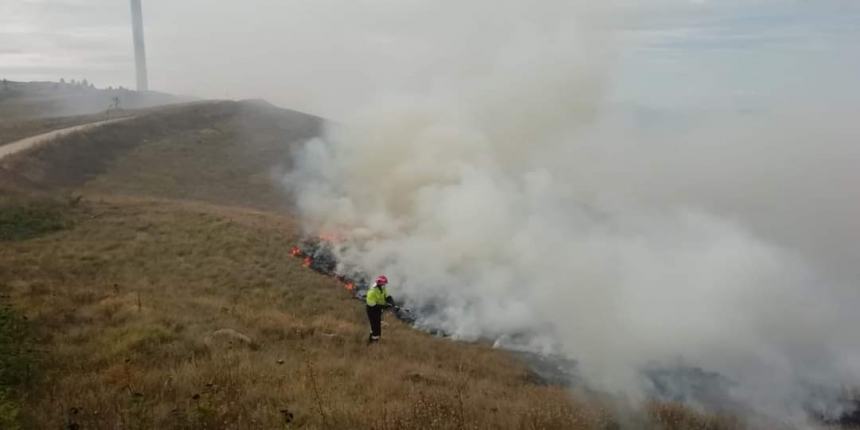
[365,275,396,343]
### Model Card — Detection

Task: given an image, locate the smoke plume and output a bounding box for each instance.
[284,1,860,425]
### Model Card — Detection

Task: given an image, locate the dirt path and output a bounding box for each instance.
[0,117,132,161]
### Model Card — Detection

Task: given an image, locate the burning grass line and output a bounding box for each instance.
[290,240,366,298]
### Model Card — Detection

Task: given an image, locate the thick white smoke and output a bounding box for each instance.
[284,1,860,425]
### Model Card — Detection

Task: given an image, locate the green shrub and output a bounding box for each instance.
[0,199,69,241]
[0,306,33,430]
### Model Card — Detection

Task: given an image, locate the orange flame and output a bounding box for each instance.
[291,240,358,298]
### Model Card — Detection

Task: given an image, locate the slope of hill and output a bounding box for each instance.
[0,99,740,429]
[0,196,631,429]
[0,112,133,147]
[2,99,320,210]
[0,80,190,150]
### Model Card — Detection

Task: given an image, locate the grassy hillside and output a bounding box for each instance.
[0,112,132,147]
[0,197,609,429]
[0,196,743,429]
[0,99,744,429]
[0,79,190,151]
[2,100,320,211]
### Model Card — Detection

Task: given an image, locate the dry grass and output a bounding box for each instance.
[0,196,632,429]
[0,98,748,429]
[1,102,244,187]
[81,101,320,211]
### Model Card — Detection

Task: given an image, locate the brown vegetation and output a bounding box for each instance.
[0,100,746,429]
[2,100,320,211]
[0,195,747,429]
[0,197,618,429]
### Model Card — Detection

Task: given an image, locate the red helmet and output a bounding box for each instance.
[376,275,389,285]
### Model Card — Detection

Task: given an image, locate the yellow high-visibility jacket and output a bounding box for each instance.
[365,283,392,307]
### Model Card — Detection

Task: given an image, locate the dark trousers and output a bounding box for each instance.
[366,305,382,341]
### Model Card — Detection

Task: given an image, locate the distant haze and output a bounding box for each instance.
[1,1,858,118]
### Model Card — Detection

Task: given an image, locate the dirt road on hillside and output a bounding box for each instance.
[0,117,132,161]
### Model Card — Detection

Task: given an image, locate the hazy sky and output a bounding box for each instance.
[2,0,859,117]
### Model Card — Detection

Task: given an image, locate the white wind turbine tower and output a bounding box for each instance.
[130,0,149,91]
